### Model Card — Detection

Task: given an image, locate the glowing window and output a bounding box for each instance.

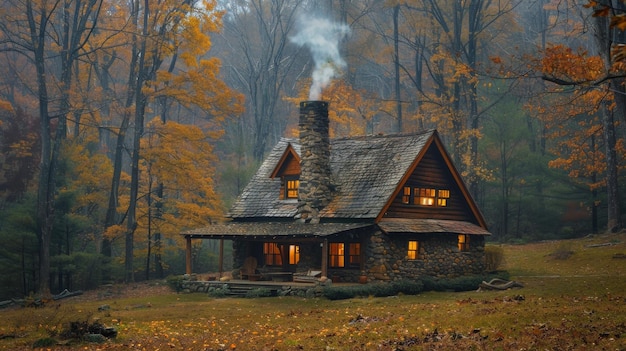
[286,178,299,199]
[458,235,470,251]
[329,243,345,268]
[289,245,300,265]
[407,240,419,260]
[263,243,283,265]
[416,188,436,206]
[348,243,361,267]
[438,189,450,207]
[402,186,411,204]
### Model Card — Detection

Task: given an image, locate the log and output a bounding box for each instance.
[479,278,524,290]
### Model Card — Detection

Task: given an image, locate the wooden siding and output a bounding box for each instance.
[384,143,476,223]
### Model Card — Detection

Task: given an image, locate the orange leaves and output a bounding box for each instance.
[542,45,604,84]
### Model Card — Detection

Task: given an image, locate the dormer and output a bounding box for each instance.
[270,143,301,200]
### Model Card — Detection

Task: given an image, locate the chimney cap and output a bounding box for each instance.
[300,101,328,109]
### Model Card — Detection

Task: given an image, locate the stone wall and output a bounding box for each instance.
[230,230,486,283]
[362,230,486,282]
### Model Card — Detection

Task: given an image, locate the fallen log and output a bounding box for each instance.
[53,289,83,300]
[478,278,524,291]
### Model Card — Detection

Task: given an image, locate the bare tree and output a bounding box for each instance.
[219,0,304,161]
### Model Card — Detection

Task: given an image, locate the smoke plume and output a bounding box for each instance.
[291,17,350,100]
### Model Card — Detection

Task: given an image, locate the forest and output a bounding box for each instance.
[0,0,624,299]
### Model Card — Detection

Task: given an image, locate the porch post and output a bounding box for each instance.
[185,236,192,275]
[321,239,328,278]
[218,239,224,278]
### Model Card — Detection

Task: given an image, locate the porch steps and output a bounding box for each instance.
[225,282,280,297]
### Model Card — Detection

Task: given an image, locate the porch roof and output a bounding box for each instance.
[378,218,491,235]
[183,222,373,240]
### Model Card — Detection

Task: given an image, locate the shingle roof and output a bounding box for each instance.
[184,222,373,239]
[227,130,434,220]
[378,218,491,235]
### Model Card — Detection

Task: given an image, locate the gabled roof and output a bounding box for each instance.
[227,130,487,229]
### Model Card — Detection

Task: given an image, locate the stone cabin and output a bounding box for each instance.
[183,101,491,283]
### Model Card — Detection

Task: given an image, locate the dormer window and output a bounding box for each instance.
[285,176,299,199]
[269,143,301,201]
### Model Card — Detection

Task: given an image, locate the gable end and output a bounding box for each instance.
[376,132,488,228]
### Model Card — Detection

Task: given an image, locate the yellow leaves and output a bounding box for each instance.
[542,44,605,83]
[104,224,126,240]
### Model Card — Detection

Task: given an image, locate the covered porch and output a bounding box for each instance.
[182,222,373,282]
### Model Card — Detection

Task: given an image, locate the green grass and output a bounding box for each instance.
[1,233,625,350]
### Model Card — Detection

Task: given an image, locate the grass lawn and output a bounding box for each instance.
[1,233,625,350]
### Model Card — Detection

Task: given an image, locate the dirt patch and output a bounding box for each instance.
[69,281,172,302]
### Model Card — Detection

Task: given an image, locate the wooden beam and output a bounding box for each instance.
[321,239,328,278]
[185,236,192,275]
[219,239,224,278]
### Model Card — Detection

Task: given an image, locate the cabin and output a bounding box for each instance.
[183,101,490,283]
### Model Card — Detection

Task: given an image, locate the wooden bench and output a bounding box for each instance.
[293,269,322,283]
[264,272,293,282]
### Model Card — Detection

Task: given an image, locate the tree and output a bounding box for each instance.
[218,0,305,162]
[538,1,625,232]
[0,0,103,295]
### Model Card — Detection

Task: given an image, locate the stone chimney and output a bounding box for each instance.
[297,101,332,223]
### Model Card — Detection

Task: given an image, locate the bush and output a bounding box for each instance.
[323,279,425,300]
[485,246,505,272]
[207,285,230,298]
[421,272,510,292]
[391,279,424,295]
[165,275,184,292]
[245,288,274,298]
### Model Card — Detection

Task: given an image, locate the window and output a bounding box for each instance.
[458,235,470,251]
[437,189,450,206]
[416,188,436,206]
[348,243,361,266]
[285,177,299,199]
[402,186,411,204]
[401,187,450,207]
[407,240,419,260]
[263,243,283,265]
[289,245,300,265]
[329,243,345,268]
[329,242,361,268]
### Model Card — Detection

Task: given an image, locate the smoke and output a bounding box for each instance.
[291,17,350,101]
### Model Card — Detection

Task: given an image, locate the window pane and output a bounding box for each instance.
[407,240,418,260]
[416,188,435,206]
[263,243,283,265]
[349,243,360,266]
[402,186,411,204]
[329,243,345,268]
[289,245,300,265]
[286,179,299,198]
[458,235,469,251]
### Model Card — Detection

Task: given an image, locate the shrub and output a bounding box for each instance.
[207,285,230,298]
[391,279,424,295]
[421,272,510,292]
[484,246,505,272]
[165,275,184,292]
[245,288,274,298]
[323,280,425,300]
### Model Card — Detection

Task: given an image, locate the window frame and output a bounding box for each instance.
[284,176,300,199]
[407,240,419,260]
[457,234,470,252]
[263,242,283,266]
[401,186,450,207]
[328,241,361,268]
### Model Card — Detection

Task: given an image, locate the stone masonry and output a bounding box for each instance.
[297,101,333,223]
